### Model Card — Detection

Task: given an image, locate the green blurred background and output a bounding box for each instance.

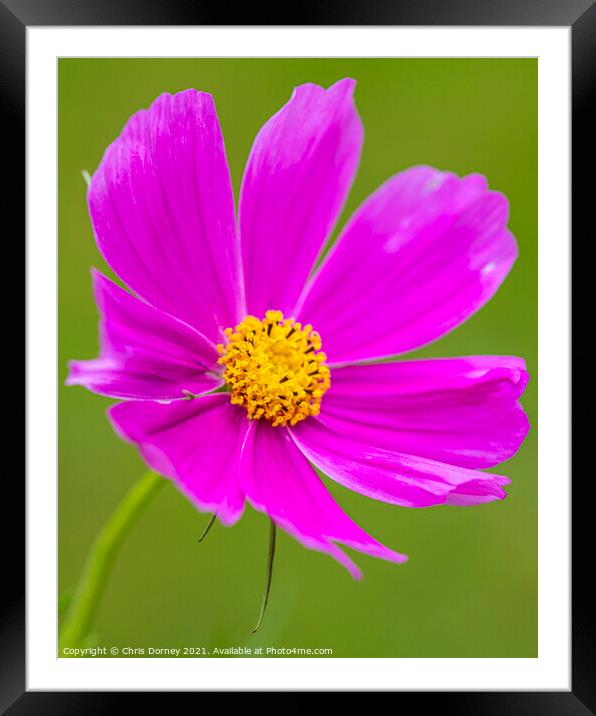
[58,58,537,658]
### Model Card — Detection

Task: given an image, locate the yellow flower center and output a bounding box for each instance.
[218,310,331,427]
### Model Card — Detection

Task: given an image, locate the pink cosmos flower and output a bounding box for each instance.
[68,79,529,579]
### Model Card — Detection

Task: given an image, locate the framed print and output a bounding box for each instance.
[6,0,593,709]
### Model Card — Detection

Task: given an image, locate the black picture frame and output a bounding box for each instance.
[7,0,593,709]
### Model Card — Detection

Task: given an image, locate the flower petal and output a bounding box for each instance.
[109,395,247,525]
[291,419,510,509]
[88,90,242,343]
[67,271,221,400]
[318,357,529,469]
[240,78,363,317]
[240,421,407,578]
[297,166,517,363]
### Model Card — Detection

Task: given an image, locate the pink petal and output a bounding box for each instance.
[297,166,517,363]
[67,271,221,400]
[318,357,529,469]
[109,395,247,525]
[88,90,243,344]
[290,419,510,509]
[240,421,407,578]
[240,78,363,317]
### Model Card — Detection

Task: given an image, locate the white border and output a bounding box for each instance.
[27,27,570,691]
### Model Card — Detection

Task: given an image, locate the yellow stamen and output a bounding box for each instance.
[218,310,331,427]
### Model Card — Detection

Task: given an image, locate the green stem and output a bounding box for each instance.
[59,470,164,653]
[197,512,217,542]
[252,520,277,634]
